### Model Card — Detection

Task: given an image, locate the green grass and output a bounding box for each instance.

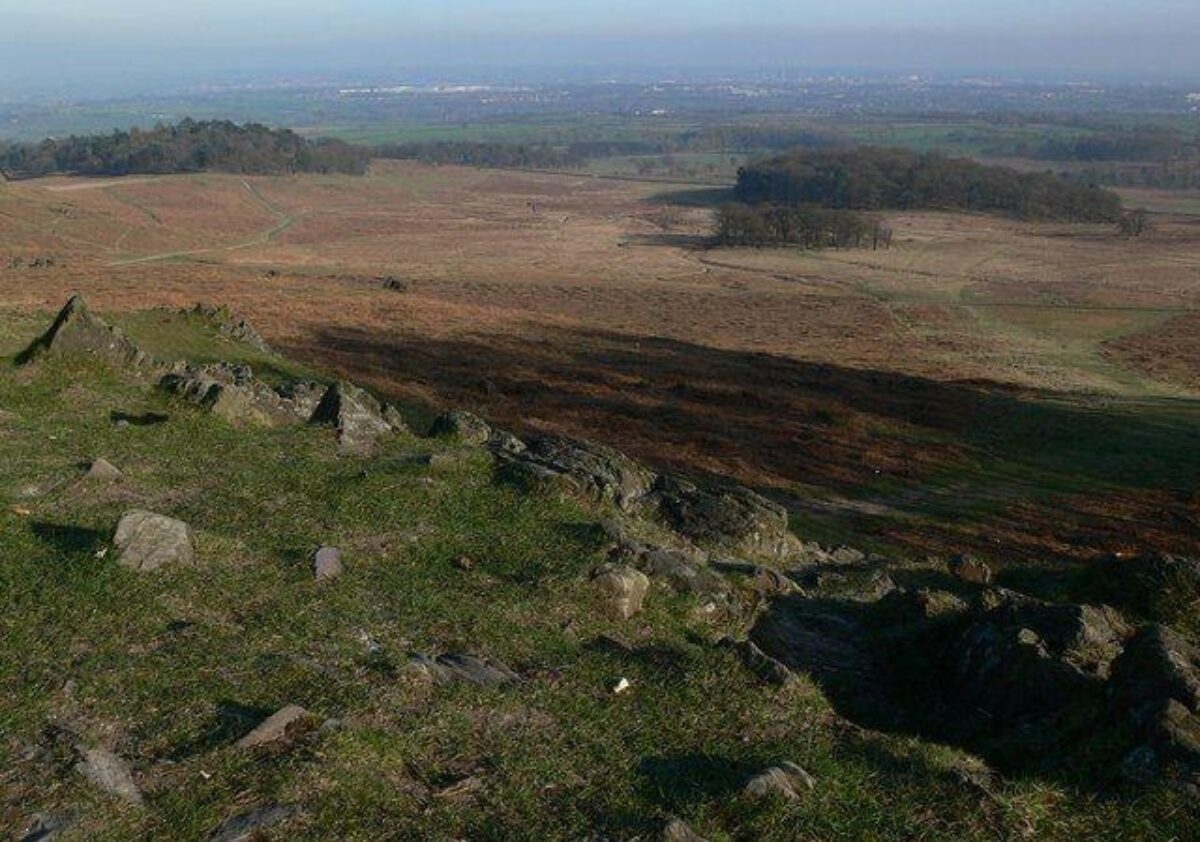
[1,314,1196,839]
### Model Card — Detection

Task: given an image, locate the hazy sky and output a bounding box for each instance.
[2,0,1198,96]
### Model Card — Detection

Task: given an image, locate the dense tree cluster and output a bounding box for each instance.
[735,147,1122,222]
[715,204,892,250]
[0,119,370,178]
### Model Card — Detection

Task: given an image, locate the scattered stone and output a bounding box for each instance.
[20,811,77,842]
[381,275,410,292]
[310,381,406,451]
[829,546,867,565]
[742,763,814,801]
[409,652,520,686]
[187,304,274,355]
[235,705,310,749]
[636,548,730,600]
[726,638,796,687]
[661,817,708,842]
[430,409,491,445]
[113,510,194,572]
[949,554,994,585]
[74,746,143,805]
[210,803,298,842]
[17,295,149,367]
[455,555,475,570]
[645,474,798,560]
[495,434,656,512]
[592,564,650,619]
[86,458,122,482]
[612,677,632,695]
[313,546,343,580]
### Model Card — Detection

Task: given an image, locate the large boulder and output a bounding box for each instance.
[113,510,195,572]
[644,475,798,560]
[17,295,149,367]
[496,434,655,512]
[309,381,406,451]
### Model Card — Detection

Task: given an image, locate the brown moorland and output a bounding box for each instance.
[2,161,1198,565]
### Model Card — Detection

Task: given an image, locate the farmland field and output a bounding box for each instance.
[2,161,1198,563]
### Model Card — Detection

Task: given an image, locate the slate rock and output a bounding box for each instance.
[74,746,143,805]
[646,474,798,560]
[742,762,814,801]
[592,564,651,619]
[495,434,655,512]
[430,409,491,445]
[113,510,194,572]
[409,652,520,686]
[210,803,298,842]
[18,295,149,367]
[86,458,122,481]
[313,546,343,580]
[310,381,405,450]
[949,554,994,585]
[236,705,310,749]
[661,817,708,842]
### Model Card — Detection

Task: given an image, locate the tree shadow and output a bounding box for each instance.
[30,522,106,557]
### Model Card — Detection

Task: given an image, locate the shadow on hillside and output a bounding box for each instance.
[294,324,1200,561]
[31,522,106,557]
[645,187,734,208]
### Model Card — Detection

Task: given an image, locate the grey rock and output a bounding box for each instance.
[495,434,655,512]
[160,363,312,427]
[646,474,798,560]
[743,763,814,801]
[18,295,149,368]
[113,510,194,572]
[949,554,994,585]
[210,803,298,842]
[187,303,274,355]
[430,410,491,445]
[86,458,123,482]
[74,746,142,805]
[310,381,405,451]
[20,811,77,842]
[313,546,343,580]
[408,652,520,686]
[637,548,730,599]
[1111,625,1200,766]
[660,817,708,842]
[750,594,871,679]
[236,705,310,749]
[592,564,651,619]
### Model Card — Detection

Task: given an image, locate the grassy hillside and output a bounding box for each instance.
[2,304,1197,840]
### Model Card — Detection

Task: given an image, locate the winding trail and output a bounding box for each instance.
[107,181,298,267]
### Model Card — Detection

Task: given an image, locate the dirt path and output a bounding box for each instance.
[107,181,298,266]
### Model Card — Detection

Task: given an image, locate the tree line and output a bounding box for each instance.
[715,204,892,250]
[734,146,1122,222]
[0,119,370,178]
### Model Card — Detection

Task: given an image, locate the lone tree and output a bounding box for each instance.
[1118,208,1151,238]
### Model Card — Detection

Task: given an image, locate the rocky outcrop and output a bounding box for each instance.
[496,434,656,512]
[17,295,149,367]
[309,381,406,451]
[643,475,798,560]
[1111,625,1200,769]
[187,304,274,355]
[159,363,320,426]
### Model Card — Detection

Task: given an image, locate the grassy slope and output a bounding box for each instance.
[0,312,1195,840]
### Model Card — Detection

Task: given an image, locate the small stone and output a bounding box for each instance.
[86,458,122,482]
[20,811,77,842]
[409,653,520,686]
[210,803,298,842]
[456,555,475,570]
[236,705,310,749]
[661,817,708,842]
[949,554,994,585]
[592,564,651,619]
[743,764,813,801]
[74,746,143,805]
[313,547,343,580]
[113,510,194,572]
[612,677,632,695]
